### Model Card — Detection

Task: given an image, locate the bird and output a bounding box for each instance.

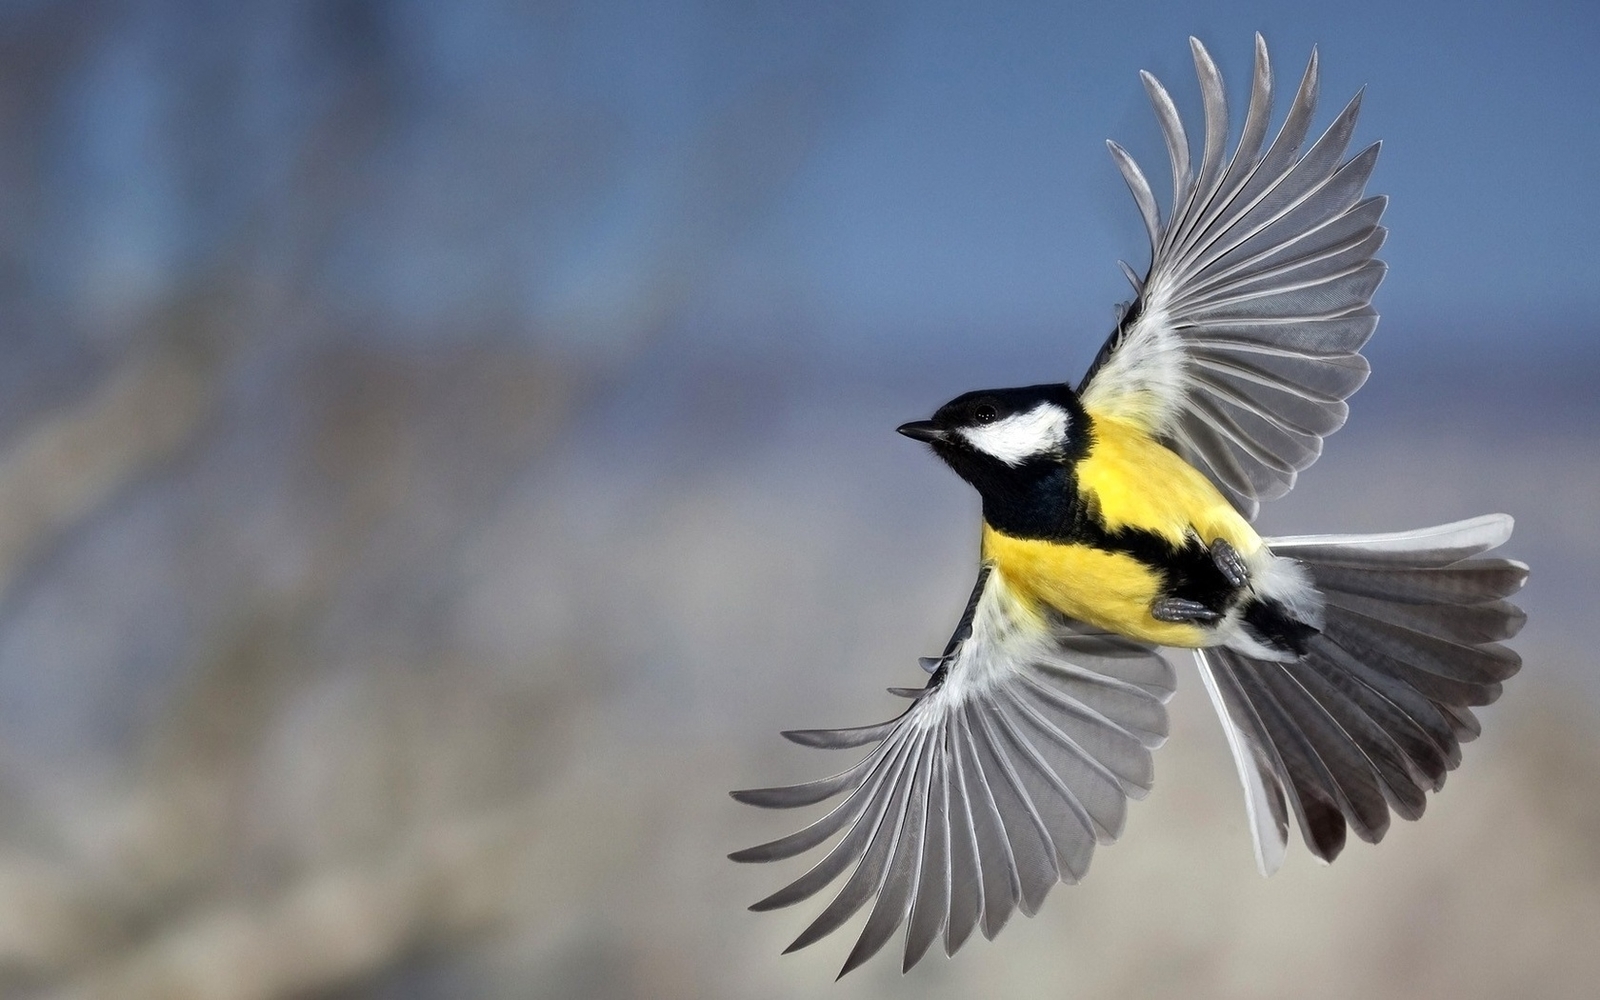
[729,35,1528,978]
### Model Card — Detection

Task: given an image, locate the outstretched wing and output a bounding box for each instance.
[1079,35,1386,520]
[729,566,1174,976]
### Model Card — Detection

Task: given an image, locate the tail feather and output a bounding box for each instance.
[1200,514,1526,872]
[1321,614,1508,702]
[1320,589,1526,644]
[1269,512,1514,567]
[1277,655,1428,820]
[1304,560,1527,606]
[1309,635,1460,777]
[1245,661,1395,843]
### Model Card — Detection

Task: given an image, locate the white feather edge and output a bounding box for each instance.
[1195,649,1288,876]
[1266,512,1513,554]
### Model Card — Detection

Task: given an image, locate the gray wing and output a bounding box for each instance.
[729,565,1173,976]
[1079,35,1386,520]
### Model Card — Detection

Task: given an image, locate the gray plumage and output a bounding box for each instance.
[1198,514,1527,869]
[731,573,1172,976]
[1081,34,1386,520]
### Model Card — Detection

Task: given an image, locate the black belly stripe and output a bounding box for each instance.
[969,431,1317,654]
[1099,521,1237,612]
[979,460,1239,615]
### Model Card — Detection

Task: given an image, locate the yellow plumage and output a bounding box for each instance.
[982,526,1203,645]
[980,410,1263,647]
[1074,413,1260,552]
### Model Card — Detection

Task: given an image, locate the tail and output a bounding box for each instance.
[1197,514,1528,875]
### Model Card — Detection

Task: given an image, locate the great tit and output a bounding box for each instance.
[731,35,1527,978]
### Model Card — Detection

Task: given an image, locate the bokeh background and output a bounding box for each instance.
[0,1,1596,997]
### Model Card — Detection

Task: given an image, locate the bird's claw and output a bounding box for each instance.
[1151,597,1223,624]
[1211,538,1250,588]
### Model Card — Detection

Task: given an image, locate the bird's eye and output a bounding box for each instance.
[973,403,998,424]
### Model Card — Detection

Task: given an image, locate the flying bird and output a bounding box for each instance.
[730,35,1527,978]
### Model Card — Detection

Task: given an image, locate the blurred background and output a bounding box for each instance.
[0,1,1595,997]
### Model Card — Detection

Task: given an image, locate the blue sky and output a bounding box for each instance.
[712,0,1600,361]
[12,0,1597,370]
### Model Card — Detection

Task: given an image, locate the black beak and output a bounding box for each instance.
[896,420,946,443]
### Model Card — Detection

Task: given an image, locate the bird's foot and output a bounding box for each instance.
[1211,538,1250,588]
[1151,597,1223,624]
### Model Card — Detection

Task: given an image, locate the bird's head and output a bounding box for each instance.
[897,383,1089,495]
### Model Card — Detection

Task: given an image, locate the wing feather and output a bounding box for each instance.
[941,723,985,955]
[731,565,1170,973]
[1181,38,1230,239]
[1107,139,1162,252]
[957,708,1021,939]
[902,747,950,970]
[1184,34,1274,253]
[1140,70,1192,235]
[969,702,1059,916]
[835,740,933,977]
[782,739,923,957]
[747,735,916,911]
[1080,36,1386,519]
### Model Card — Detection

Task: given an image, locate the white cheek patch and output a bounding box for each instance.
[959,403,1070,466]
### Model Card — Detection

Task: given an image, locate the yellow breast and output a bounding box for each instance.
[1074,414,1262,555]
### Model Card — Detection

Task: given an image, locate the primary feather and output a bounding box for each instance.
[1080,34,1386,520]
[731,570,1172,976]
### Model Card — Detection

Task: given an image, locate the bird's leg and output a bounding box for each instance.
[1210,538,1250,588]
[1150,597,1223,624]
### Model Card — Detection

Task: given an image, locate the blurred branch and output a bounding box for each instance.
[0,343,588,991]
[0,351,214,604]
[41,802,544,1000]
[0,3,898,998]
